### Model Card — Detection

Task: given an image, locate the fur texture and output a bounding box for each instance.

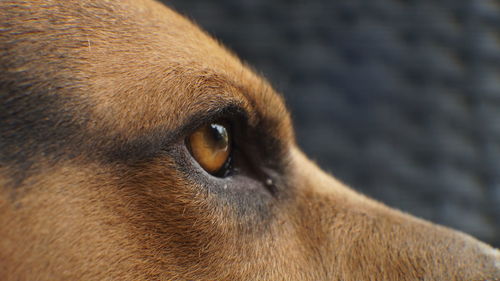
[0,0,498,280]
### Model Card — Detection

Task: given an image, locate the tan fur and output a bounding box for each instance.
[0,0,498,280]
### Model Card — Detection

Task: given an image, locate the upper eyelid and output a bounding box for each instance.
[179,105,248,140]
[105,104,249,165]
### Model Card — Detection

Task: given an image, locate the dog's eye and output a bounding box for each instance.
[187,121,231,176]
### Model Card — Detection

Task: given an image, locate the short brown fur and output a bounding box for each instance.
[0,0,498,280]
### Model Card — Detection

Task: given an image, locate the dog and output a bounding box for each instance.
[0,0,498,280]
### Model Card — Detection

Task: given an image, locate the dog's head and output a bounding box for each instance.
[0,0,498,280]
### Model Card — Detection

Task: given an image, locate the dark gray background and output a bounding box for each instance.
[163,0,500,247]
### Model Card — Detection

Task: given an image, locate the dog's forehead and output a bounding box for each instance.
[1,0,293,151]
[85,0,291,137]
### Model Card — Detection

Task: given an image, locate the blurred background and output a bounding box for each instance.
[163,0,500,247]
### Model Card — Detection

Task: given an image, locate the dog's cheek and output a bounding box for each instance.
[114,158,319,280]
[0,163,152,280]
[0,162,230,279]
[0,158,317,280]
[92,157,267,279]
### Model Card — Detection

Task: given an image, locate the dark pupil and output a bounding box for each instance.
[209,123,228,148]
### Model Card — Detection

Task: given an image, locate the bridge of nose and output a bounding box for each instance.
[289,147,500,280]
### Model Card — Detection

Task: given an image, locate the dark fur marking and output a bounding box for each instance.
[0,5,95,186]
[104,105,248,164]
[0,78,89,186]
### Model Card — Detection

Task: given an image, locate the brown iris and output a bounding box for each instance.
[187,122,231,175]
